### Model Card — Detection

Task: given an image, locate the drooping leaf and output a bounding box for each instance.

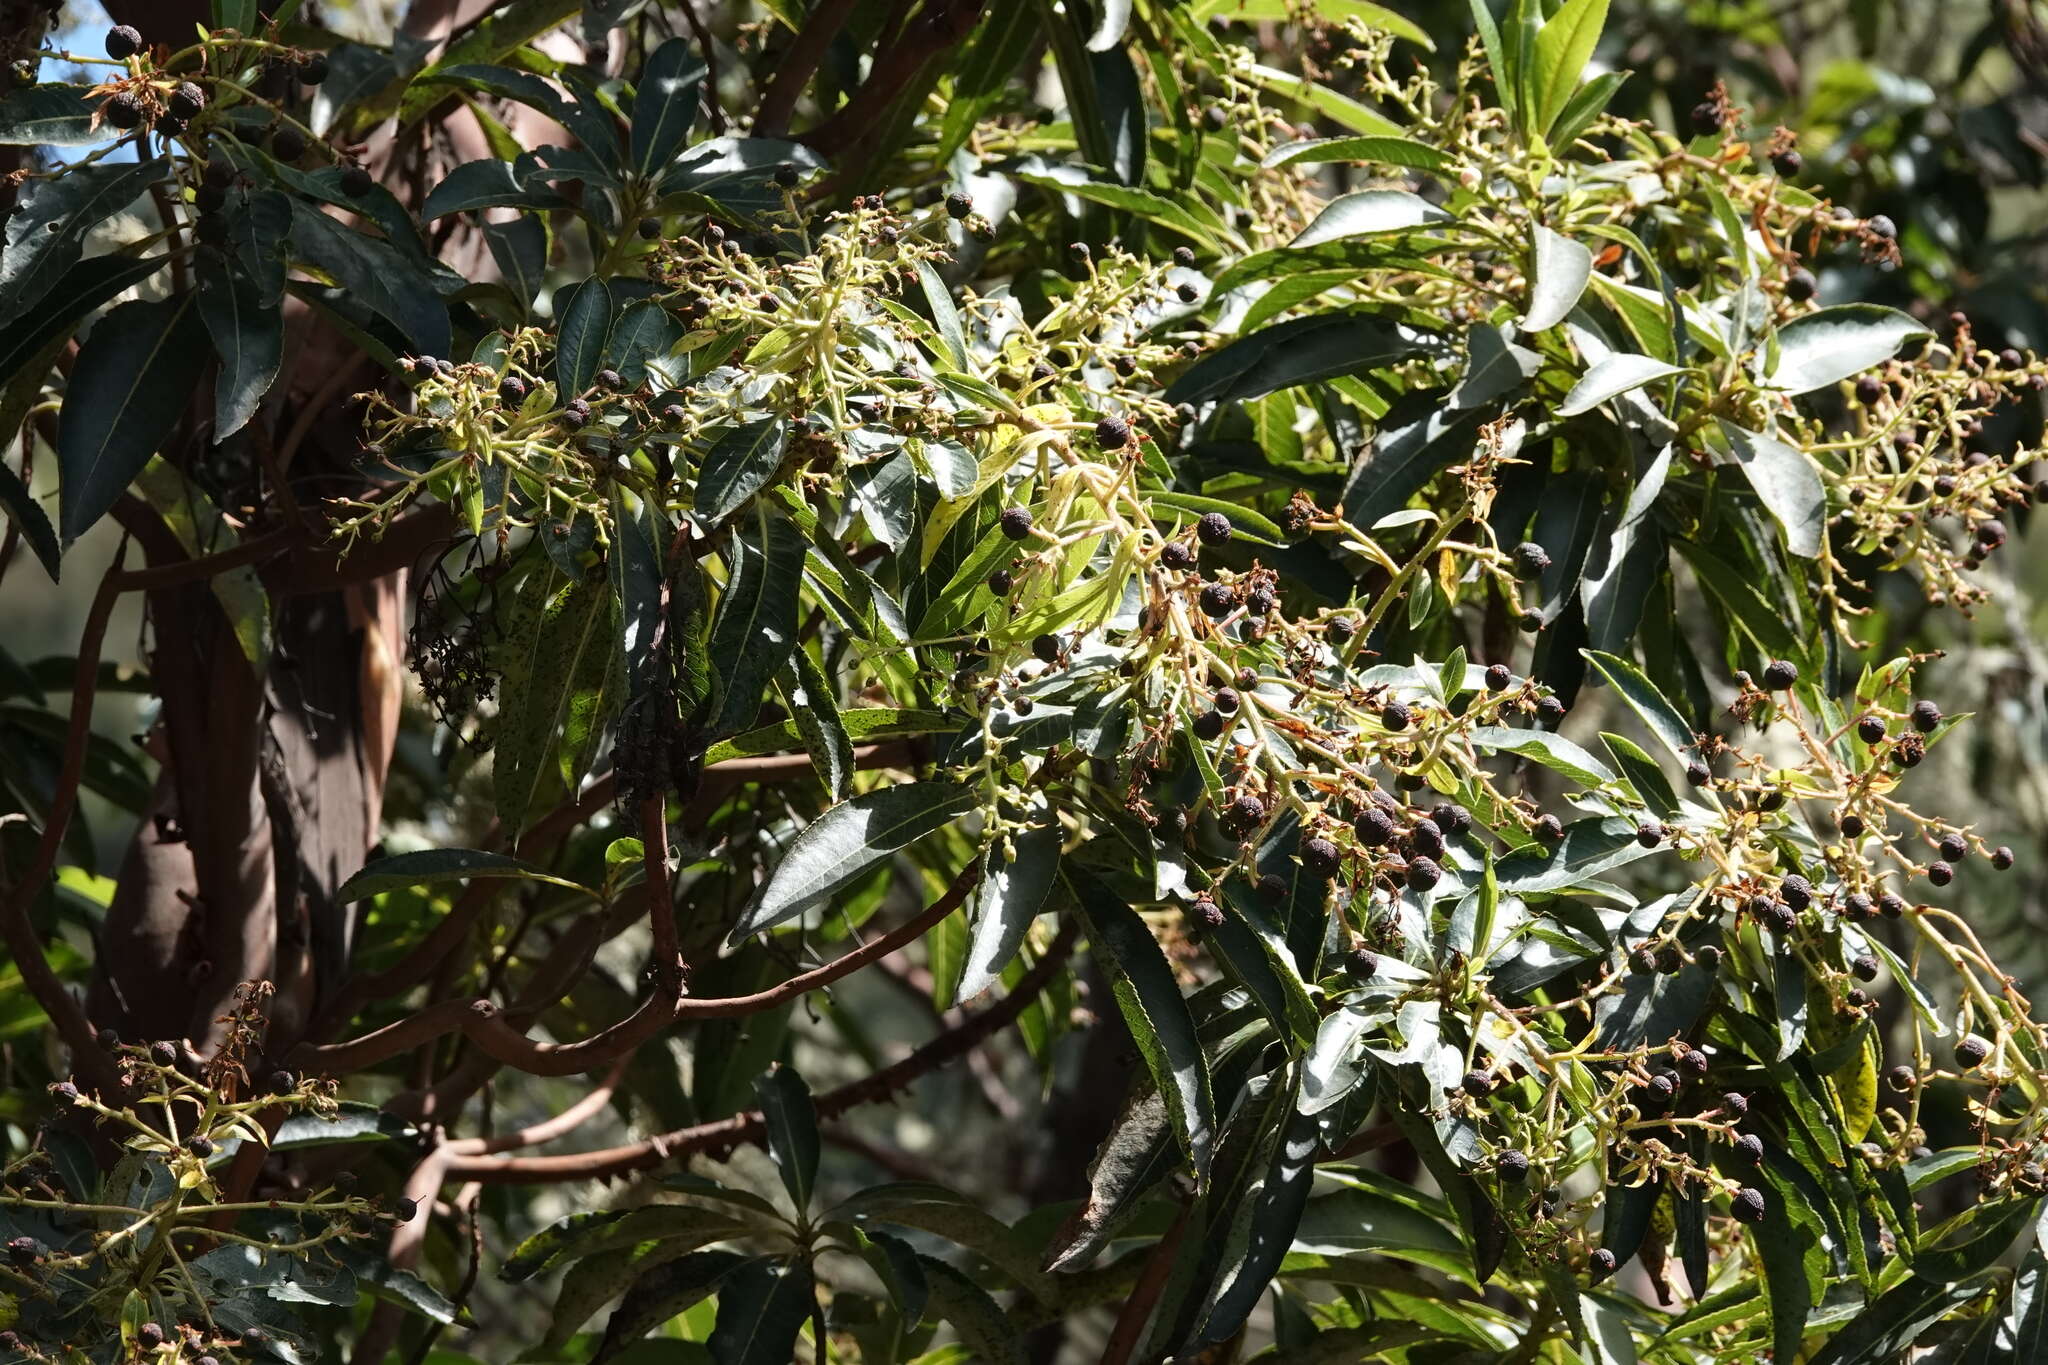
[196,248,284,438]
[960,812,1063,1000]
[1557,352,1683,416]
[56,295,209,548]
[704,506,806,739]
[1523,225,1593,332]
[494,565,614,836]
[0,84,106,145]
[1720,422,1825,558]
[1070,869,1214,1180]
[288,199,452,359]
[754,1067,821,1215]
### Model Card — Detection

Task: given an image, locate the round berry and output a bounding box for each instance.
[1780,874,1812,909]
[1497,1149,1530,1182]
[149,1040,176,1067]
[1176,282,1200,304]
[1191,708,1224,741]
[1198,581,1239,619]
[1326,614,1358,645]
[1956,1036,1991,1068]
[1406,856,1442,891]
[1851,954,1879,982]
[106,25,143,59]
[1461,1069,1494,1097]
[1535,813,1564,841]
[186,1134,214,1157]
[1733,1133,1764,1164]
[1844,892,1874,920]
[1160,541,1195,571]
[1196,511,1233,546]
[340,163,374,197]
[1697,944,1724,969]
[1938,832,1968,862]
[298,52,330,85]
[1355,808,1396,847]
[999,506,1034,540]
[1636,820,1663,849]
[1857,715,1887,744]
[1855,374,1885,405]
[1093,415,1130,449]
[1761,659,1798,690]
[1731,1187,1767,1224]
[1535,696,1566,726]
[1590,1247,1618,1278]
[395,1196,418,1221]
[1381,702,1413,732]
[1484,663,1512,691]
[944,191,972,220]
[105,93,143,130]
[1992,846,2015,872]
[1684,760,1710,787]
[987,569,1013,595]
[1512,541,1551,577]
[169,81,207,120]
[1256,873,1286,904]
[1300,836,1341,879]
[271,124,306,160]
[1689,101,1724,136]
[1408,818,1445,860]
[497,376,528,407]
[1866,214,1897,239]
[774,164,801,188]
[1431,802,1471,836]
[1031,633,1062,665]
[1886,1065,1915,1092]
[269,1070,296,1094]
[1785,268,1817,303]
[1927,860,1954,887]
[1771,147,1803,177]
[1723,1092,1750,1117]
[51,1080,78,1106]
[638,216,662,240]
[1346,945,1379,979]
[1213,687,1240,715]
[1910,699,1942,732]
[1173,246,1196,267]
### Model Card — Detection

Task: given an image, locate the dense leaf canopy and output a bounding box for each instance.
[4,0,2048,1362]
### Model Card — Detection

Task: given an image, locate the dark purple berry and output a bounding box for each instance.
[1731,1187,1767,1224]
[106,25,142,59]
[1761,659,1798,690]
[999,506,1034,541]
[1196,511,1233,546]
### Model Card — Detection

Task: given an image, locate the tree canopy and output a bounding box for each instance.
[4,0,2048,1362]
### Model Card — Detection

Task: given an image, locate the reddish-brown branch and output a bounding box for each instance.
[642,795,681,995]
[294,857,982,1076]
[753,0,861,137]
[1099,1196,1191,1365]
[442,915,1079,1183]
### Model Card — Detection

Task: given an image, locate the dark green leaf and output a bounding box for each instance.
[919,1256,1027,1365]
[754,1067,820,1215]
[1071,868,1215,1179]
[556,276,616,396]
[1340,391,1491,530]
[289,199,451,358]
[705,1258,815,1365]
[56,295,209,547]
[961,814,1062,1000]
[731,782,975,940]
[337,847,587,903]
[696,417,789,525]
[0,159,166,326]
[704,507,806,739]
[632,39,707,173]
[494,565,614,836]
[197,249,284,438]
[1168,312,1435,406]
[422,156,567,219]
[0,455,56,583]
[0,84,104,145]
